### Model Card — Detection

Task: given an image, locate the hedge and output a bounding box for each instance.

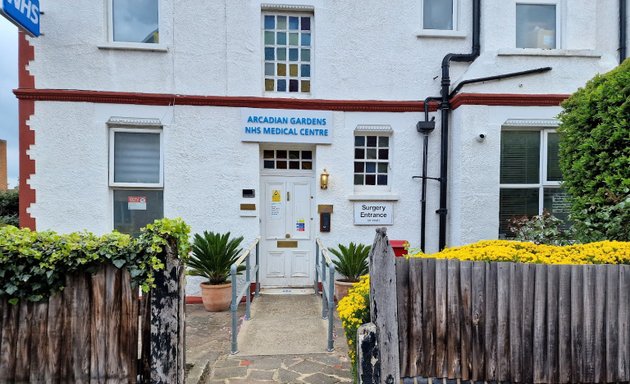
[0,218,190,304]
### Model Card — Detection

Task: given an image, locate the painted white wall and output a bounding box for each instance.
[28,0,621,98]
[449,105,563,247]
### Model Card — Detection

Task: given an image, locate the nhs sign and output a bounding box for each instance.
[0,0,40,37]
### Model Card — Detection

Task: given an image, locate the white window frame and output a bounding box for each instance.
[515,0,562,50]
[109,127,164,188]
[420,0,459,33]
[353,126,393,193]
[499,127,561,217]
[106,0,163,49]
[261,10,314,95]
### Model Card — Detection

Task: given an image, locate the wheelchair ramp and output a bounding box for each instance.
[235,294,328,356]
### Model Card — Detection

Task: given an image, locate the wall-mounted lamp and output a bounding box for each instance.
[320,169,329,189]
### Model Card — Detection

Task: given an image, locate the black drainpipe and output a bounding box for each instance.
[621,0,627,63]
[436,0,481,250]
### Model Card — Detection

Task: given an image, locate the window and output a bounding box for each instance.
[354,135,390,186]
[263,13,312,93]
[109,127,163,235]
[110,0,159,44]
[516,3,558,49]
[499,129,569,236]
[423,0,455,30]
[263,149,313,170]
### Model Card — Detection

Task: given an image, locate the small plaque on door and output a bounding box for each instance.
[277,240,298,248]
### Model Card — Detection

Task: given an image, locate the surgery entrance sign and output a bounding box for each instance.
[1,0,40,37]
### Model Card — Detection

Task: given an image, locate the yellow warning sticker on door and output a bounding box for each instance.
[272,190,281,202]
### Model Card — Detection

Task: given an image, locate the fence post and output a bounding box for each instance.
[231,265,238,354]
[245,253,251,320]
[368,228,400,383]
[357,323,380,384]
[255,242,260,297]
[315,240,320,294]
[327,265,335,351]
[321,250,327,319]
[144,240,186,384]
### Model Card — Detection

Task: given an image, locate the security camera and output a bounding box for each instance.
[476,133,487,143]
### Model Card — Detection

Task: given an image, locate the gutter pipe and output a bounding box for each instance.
[436,0,481,250]
[417,0,554,251]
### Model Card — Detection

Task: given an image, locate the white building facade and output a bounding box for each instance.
[16,0,627,294]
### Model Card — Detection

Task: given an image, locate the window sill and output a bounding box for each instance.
[348,194,399,201]
[497,48,602,58]
[98,42,169,52]
[417,30,467,39]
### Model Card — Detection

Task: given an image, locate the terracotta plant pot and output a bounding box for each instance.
[334,280,357,302]
[200,282,232,312]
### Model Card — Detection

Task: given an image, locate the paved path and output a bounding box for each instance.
[185,294,352,384]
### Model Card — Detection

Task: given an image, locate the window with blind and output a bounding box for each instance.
[110,130,162,187]
[109,128,163,235]
[499,129,569,236]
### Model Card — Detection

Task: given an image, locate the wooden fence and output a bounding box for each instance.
[360,229,630,384]
[0,243,185,384]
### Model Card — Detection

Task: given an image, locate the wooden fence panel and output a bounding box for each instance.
[558,265,572,383]
[484,262,497,381]
[434,259,448,378]
[0,262,182,383]
[459,261,472,381]
[408,258,423,378]
[606,265,619,384]
[509,263,523,383]
[546,266,559,383]
[396,258,410,377]
[619,265,630,381]
[533,264,548,383]
[387,258,630,383]
[421,258,436,376]
[496,262,510,382]
[470,261,485,381]
[521,263,536,384]
[446,259,461,379]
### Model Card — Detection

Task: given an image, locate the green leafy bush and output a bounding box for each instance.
[507,210,574,245]
[0,189,19,227]
[558,59,630,241]
[0,217,190,304]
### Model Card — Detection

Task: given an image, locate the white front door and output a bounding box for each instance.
[261,176,314,287]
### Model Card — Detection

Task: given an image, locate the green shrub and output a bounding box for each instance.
[0,217,190,304]
[507,210,574,245]
[0,189,19,227]
[558,59,630,241]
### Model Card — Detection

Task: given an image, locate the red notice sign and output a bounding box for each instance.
[128,196,147,211]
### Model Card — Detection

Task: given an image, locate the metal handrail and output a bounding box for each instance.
[230,236,261,354]
[315,238,335,352]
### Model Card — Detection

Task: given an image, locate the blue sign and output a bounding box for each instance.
[241,108,333,144]
[1,0,40,37]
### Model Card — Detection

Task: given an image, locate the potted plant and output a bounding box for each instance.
[188,231,244,311]
[329,242,370,301]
